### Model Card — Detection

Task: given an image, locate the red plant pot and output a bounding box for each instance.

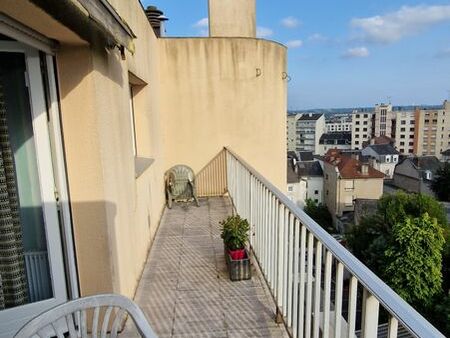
[228,248,246,260]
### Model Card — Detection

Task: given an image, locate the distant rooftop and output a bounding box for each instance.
[298,113,323,121]
[324,149,385,179]
[365,144,399,155]
[319,132,351,145]
[298,151,314,161]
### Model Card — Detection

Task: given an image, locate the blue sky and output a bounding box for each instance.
[141,0,450,109]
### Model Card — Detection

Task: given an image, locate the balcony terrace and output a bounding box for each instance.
[123,149,444,338]
[121,197,289,338]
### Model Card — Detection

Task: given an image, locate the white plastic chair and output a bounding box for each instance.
[14,294,157,338]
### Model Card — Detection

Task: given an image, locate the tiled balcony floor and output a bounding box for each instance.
[121,197,288,338]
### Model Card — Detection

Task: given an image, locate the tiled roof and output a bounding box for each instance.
[324,149,385,179]
[319,132,351,145]
[298,113,323,121]
[412,156,442,172]
[296,161,323,177]
[298,151,314,161]
[365,144,399,155]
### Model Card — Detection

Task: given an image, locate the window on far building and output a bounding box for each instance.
[314,190,319,194]
[288,186,293,192]
[401,120,406,125]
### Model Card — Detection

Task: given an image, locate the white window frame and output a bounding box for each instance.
[0,25,77,337]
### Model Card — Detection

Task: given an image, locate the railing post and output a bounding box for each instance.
[277,203,284,310]
[361,288,380,338]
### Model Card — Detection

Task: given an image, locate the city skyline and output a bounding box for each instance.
[142,0,450,110]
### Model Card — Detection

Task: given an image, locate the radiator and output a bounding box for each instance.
[24,251,52,302]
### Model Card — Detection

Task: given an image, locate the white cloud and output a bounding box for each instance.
[342,47,370,58]
[286,40,303,48]
[281,16,300,28]
[351,5,450,44]
[257,26,274,38]
[193,17,209,28]
[308,33,328,42]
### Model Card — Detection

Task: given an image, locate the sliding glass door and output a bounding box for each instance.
[0,41,68,337]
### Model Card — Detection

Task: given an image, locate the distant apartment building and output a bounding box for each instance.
[317,132,351,155]
[287,113,301,152]
[326,115,352,132]
[374,103,395,138]
[323,149,384,223]
[295,113,325,153]
[395,110,416,155]
[351,111,374,149]
[415,101,450,159]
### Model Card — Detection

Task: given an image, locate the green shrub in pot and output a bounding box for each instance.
[220,215,250,260]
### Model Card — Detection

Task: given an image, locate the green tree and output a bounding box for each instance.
[384,214,445,306]
[346,191,450,335]
[346,192,448,276]
[431,162,450,201]
[303,198,334,233]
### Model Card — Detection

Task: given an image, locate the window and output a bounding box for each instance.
[363,128,367,132]
[355,134,359,138]
[326,174,329,180]
[129,84,137,156]
[400,128,405,132]
[363,121,368,125]
[314,190,319,195]
[410,128,415,132]
[355,114,360,118]
[385,155,391,163]
[314,199,319,203]
[409,142,414,146]
[355,141,359,145]
[356,121,360,125]
[401,120,406,125]
[364,114,368,118]
[355,128,360,132]
[345,180,354,190]
[288,186,293,192]
[410,120,415,125]
[326,190,329,195]
[400,142,405,146]
[400,148,404,153]
[400,135,405,139]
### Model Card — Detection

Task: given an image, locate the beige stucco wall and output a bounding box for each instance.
[324,163,383,218]
[2,0,167,298]
[209,0,256,38]
[2,0,288,301]
[159,37,288,190]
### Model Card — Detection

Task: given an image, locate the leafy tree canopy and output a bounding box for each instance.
[303,198,334,233]
[384,213,444,306]
[431,162,450,202]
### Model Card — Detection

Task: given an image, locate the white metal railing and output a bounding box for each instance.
[224,148,444,338]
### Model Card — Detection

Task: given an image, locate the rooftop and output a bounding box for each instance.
[319,132,351,144]
[324,149,385,179]
[298,151,314,161]
[121,197,288,338]
[365,144,399,155]
[298,113,323,121]
[411,156,442,172]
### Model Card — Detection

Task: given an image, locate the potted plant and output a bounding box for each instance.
[220,215,251,281]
